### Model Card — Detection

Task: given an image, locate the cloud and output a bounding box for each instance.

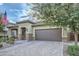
[9,20,16,23]
[0,3,3,5]
[18,9,34,21]
[18,8,38,22]
[9,9,20,12]
[8,4,29,21]
[2,3,32,22]
[9,9,28,22]
[19,10,27,17]
[17,4,31,18]
[7,16,16,23]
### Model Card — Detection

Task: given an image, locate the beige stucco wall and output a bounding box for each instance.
[17,23,32,34]
[7,23,16,38]
[7,22,33,39]
[32,25,68,40]
[7,22,69,40]
[7,29,12,38]
[17,23,33,40]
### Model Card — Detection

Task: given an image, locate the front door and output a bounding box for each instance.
[21,27,26,40]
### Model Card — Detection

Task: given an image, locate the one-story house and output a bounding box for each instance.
[6,20,70,41]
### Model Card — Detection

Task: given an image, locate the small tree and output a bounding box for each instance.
[0,12,3,32]
[0,12,3,47]
[32,3,79,45]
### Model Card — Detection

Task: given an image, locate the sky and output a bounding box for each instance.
[0,3,31,23]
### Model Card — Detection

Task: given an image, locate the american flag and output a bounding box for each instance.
[2,11,8,26]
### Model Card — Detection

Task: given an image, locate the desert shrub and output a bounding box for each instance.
[7,37,15,44]
[68,45,79,56]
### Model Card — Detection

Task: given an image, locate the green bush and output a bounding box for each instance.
[0,36,3,43]
[7,37,15,44]
[0,44,3,47]
[0,36,3,48]
[0,36,9,42]
[68,45,79,56]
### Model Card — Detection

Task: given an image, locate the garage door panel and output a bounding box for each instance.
[49,29,62,41]
[35,30,50,40]
[35,28,62,41]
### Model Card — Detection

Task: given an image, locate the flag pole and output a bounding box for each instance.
[2,11,8,42]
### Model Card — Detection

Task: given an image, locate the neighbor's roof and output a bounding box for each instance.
[16,20,35,24]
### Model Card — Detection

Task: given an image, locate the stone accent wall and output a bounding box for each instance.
[18,34,33,41]
[18,34,21,40]
[27,34,33,41]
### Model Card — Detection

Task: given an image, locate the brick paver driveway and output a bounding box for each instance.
[0,41,63,56]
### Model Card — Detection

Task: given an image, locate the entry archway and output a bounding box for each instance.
[21,27,26,40]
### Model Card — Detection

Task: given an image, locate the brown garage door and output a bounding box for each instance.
[35,28,62,41]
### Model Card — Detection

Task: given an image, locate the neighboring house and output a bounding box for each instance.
[6,20,70,41]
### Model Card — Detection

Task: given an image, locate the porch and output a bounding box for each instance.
[7,25,33,40]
